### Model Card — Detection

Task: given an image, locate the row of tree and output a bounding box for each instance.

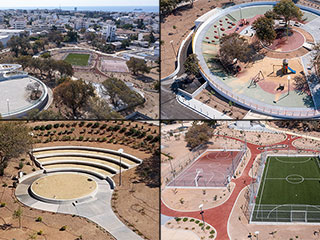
[161,0,194,17]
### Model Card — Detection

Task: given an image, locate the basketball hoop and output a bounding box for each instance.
[194,169,203,187]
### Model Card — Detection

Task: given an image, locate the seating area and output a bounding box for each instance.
[30,146,143,188]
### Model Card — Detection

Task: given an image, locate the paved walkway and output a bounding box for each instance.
[176,94,232,119]
[161,132,320,240]
[16,171,142,240]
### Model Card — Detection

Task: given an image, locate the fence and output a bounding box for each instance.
[248,150,320,223]
[166,142,247,188]
[162,143,208,187]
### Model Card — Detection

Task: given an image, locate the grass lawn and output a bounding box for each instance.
[64,53,90,66]
[252,156,320,222]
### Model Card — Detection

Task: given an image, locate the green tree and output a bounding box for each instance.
[252,16,276,45]
[13,207,23,229]
[126,57,150,75]
[219,33,251,65]
[53,79,95,118]
[273,0,303,37]
[0,122,33,175]
[86,97,123,119]
[184,53,199,77]
[185,122,213,149]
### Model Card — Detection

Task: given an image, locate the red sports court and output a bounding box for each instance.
[168,150,245,188]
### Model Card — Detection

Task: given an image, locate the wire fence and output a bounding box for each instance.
[166,142,247,188]
[248,150,320,223]
[162,143,208,187]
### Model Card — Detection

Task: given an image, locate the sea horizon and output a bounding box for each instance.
[0,5,159,13]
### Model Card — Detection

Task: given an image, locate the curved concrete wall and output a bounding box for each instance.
[33,146,143,164]
[1,75,49,119]
[29,172,99,204]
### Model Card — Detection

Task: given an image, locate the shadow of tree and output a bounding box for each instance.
[135,151,159,188]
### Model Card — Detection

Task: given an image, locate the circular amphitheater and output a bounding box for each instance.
[0,64,48,118]
[15,145,143,239]
[193,1,320,118]
[17,145,142,204]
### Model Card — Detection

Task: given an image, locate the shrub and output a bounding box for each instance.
[71,122,77,127]
[35,216,42,222]
[210,230,215,234]
[54,123,59,128]
[152,136,160,142]
[107,126,114,131]
[190,219,194,222]
[209,235,215,239]
[71,128,75,132]
[114,125,120,131]
[92,122,100,128]
[100,124,107,129]
[79,121,85,127]
[78,136,84,141]
[86,123,93,127]
[18,162,24,169]
[2,183,7,187]
[206,226,210,230]
[60,123,65,128]
[40,125,45,131]
[183,217,188,222]
[195,220,200,224]
[146,135,154,141]
[37,230,43,235]
[175,217,181,222]
[66,123,70,128]
[60,225,67,231]
[45,124,52,130]
[120,127,127,133]
[34,126,40,130]
[0,202,6,207]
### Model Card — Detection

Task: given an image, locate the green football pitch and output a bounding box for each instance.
[251,156,320,222]
[64,53,90,66]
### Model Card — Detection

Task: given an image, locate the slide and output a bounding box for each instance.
[288,66,296,74]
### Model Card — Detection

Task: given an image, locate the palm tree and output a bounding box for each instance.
[13,207,23,229]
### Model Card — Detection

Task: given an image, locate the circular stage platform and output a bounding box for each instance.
[193,2,320,118]
[30,173,98,203]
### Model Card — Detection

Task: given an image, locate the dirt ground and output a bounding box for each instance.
[163,218,217,240]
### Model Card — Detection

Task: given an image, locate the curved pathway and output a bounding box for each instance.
[16,171,142,240]
[161,133,320,240]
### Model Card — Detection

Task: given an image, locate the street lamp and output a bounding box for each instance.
[6,99,9,114]
[199,204,205,230]
[170,40,177,58]
[255,231,260,240]
[118,148,124,186]
[287,75,291,96]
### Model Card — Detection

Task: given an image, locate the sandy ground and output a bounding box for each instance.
[162,182,236,211]
[164,218,217,240]
[293,138,320,149]
[194,88,249,119]
[31,173,97,200]
[161,0,233,78]
[161,226,199,240]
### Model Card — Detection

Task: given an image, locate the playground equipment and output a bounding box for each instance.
[248,70,265,88]
[283,59,296,74]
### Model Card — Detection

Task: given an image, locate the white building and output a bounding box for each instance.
[12,18,27,30]
[102,25,116,42]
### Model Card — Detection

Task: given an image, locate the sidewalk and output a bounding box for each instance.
[176,94,232,119]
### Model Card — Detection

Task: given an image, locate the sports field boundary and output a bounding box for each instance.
[166,148,246,189]
[249,153,320,224]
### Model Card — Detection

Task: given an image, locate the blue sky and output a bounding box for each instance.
[0,0,159,7]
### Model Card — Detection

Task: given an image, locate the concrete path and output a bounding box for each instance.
[16,171,142,240]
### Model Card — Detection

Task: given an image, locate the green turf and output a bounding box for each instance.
[252,156,320,222]
[64,53,90,66]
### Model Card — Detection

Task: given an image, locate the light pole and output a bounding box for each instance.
[255,231,260,240]
[287,75,291,96]
[6,99,9,114]
[170,40,177,57]
[118,148,123,186]
[199,204,205,230]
